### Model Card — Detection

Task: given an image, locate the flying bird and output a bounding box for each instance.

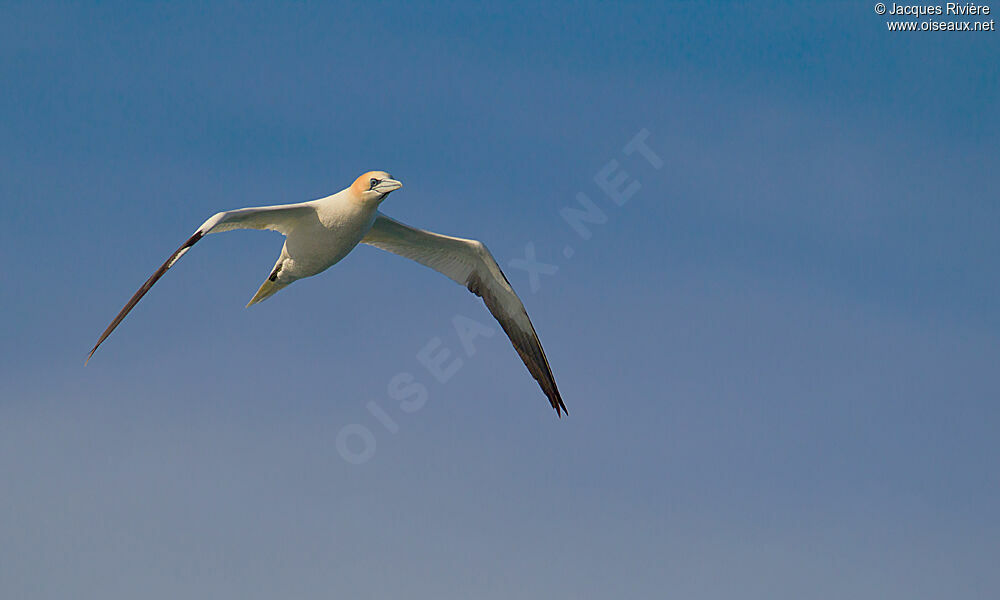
[87,172,567,416]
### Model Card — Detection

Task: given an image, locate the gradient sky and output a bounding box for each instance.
[2,2,998,598]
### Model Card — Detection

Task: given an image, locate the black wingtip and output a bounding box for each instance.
[85,343,100,366]
[85,229,206,368]
[552,395,568,418]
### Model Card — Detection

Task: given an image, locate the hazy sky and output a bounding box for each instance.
[2,2,998,598]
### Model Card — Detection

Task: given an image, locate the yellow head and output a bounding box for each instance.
[350,171,403,203]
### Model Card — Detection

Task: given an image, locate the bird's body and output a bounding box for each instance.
[88,171,568,416]
[247,189,379,304]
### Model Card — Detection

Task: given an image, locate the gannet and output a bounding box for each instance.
[87,172,567,416]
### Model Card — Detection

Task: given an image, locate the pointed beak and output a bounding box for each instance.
[375,178,402,194]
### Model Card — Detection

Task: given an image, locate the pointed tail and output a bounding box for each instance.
[246,278,288,307]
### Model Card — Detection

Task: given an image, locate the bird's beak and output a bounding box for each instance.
[376,178,403,194]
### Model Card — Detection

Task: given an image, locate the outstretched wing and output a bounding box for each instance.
[86,203,314,363]
[362,212,567,416]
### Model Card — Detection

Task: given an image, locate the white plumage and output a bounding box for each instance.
[88,171,567,416]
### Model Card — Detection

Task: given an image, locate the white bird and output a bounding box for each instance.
[87,171,567,416]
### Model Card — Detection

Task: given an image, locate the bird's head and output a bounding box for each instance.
[350,171,402,204]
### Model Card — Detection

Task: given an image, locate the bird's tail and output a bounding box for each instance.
[246,278,288,307]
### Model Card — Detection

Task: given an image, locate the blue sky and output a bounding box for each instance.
[1,1,998,598]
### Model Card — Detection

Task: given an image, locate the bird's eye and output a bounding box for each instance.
[370,178,380,189]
